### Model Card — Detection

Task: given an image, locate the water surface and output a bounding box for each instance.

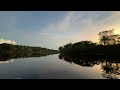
[0,54,119,79]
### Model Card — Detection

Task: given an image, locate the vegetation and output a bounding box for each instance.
[58,29,120,56]
[0,43,58,61]
[58,29,120,79]
[58,53,120,79]
[98,29,120,45]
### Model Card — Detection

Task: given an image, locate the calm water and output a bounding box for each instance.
[0,54,119,79]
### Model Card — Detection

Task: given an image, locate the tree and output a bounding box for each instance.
[99,36,110,45]
[98,29,120,45]
[64,43,72,48]
[58,46,63,52]
[112,34,120,44]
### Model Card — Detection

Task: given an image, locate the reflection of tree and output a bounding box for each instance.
[0,52,54,64]
[58,54,100,67]
[58,53,120,79]
[0,43,58,63]
[101,62,120,79]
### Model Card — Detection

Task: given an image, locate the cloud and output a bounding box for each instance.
[37,11,120,49]
[0,38,16,45]
[1,11,120,50]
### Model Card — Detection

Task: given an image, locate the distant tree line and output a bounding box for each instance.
[58,29,120,56]
[0,43,58,60]
[58,29,120,79]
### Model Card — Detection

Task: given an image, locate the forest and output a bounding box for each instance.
[58,29,120,79]
[0,43,58,61]
[1,29,120,61]
[58,29,120,57]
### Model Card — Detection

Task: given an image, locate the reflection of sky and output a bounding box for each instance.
[0,54,119,79]
[0,54,120,79]
[0,11,120,49]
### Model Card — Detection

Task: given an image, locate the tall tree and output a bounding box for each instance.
[99,36,110,45]
[98,29,116,45]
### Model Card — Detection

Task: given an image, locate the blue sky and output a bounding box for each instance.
[0,11,120,49]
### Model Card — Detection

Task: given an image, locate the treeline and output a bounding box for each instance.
[58,29,120,56]
[0,43,58,60]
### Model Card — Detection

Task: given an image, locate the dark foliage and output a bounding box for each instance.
[58,53,120,79]
[0,43,58,61]
[58,29,120,56]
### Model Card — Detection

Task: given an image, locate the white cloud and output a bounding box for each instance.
[0,38,16,45]
[1,11,120,50]
[37,11,120,49]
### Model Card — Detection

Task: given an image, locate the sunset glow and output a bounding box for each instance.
[0,11,120,79]
[114,28,120,34]
[0,11,120,49]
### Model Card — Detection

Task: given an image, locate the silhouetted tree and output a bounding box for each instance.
[98,29,115,45]
[98,29,120,45]
[58,46,63,52]
[0,43,59,61]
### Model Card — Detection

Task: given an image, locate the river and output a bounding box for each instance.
[0,54,119,79]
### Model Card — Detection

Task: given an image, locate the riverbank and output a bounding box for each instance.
[0,43,59,61]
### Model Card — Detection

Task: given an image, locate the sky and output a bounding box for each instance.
[0,11,120,50]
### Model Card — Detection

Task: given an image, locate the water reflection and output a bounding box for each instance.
[58,53,120,79]
[0,52,53,64]
[1,52,120,79]
[101,62,120,79]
